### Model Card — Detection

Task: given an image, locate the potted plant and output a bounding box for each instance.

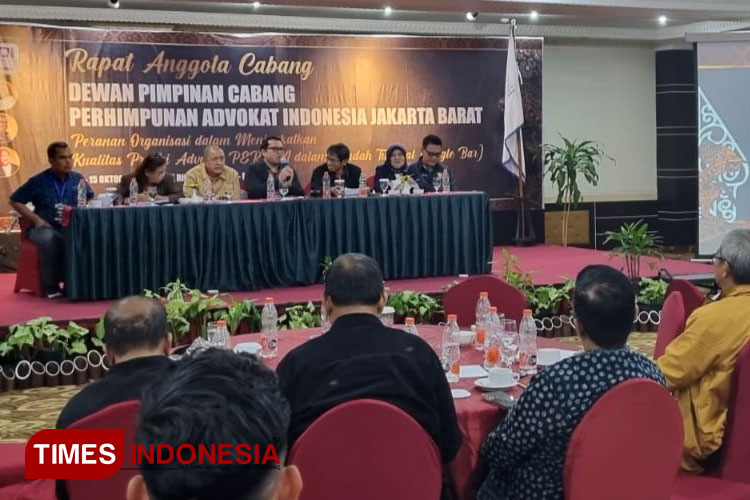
[543,136,613,246]
[278,302,322,330]
[603,220,663,282]
[386,291,442,324]
[212,298,260,334]
[636,277,668,332]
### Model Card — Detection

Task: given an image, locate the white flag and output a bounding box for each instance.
[502,27,525,179]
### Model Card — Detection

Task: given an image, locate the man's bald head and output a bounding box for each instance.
[104,296,169,357]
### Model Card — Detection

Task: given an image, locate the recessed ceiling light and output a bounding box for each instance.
[253,1,260,8]
[466,11,478,21]
[529,10,539,21]
[384,6,392,15]
[658,15,667,25]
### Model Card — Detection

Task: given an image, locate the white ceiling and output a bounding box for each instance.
[0,0,747,41]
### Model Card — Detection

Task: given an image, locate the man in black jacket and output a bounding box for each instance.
[245,136,304,199]
[309,143,362,196]
[277,253,461,464]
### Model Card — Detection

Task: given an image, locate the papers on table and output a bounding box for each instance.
[459,364,488,379]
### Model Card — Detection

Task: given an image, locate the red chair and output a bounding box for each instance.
[712,340,750,484]
[665,280,706,322]
[654,291,686,359]
[366,175,375,190]
[443,275,527,326]
[563,379,683,500]
[64,400,141,500]
[13,217,44,296]
[288,399,442,500]
[304,180,312,196]
[672,473,750,499]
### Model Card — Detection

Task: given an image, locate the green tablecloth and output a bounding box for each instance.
[64,193,492,301]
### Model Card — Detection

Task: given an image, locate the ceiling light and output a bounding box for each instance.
[529,10,539,21]
[658,15,667,25]
[384,6,392,16]
[466,11,478,21]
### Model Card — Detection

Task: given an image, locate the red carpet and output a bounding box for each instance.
[0,245,710,327]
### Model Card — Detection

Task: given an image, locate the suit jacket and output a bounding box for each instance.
[245,160,304,199]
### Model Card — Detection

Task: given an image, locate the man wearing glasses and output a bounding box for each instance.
[408,134,456,192]
[246,136,304,199]
[656,228,750,473]
[310,143,362,197]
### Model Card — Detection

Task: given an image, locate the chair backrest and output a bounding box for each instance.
[665,280,705,322]
[563,379,683,500]
[366,175,375,189]
[654,291,686,359]
[288,399,442,500]
[304,180,312,195]
[443,275,527,327]
[65,400,141,500]
[715,340,750,484]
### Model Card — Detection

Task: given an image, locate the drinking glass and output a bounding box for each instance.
[499,319,519,371]
[379,178,390,195]
[380,306,395,327]
[432,174,442,192]
[147,186,158,205]
[334,179,345,197]
[224,183,234,201]
[442,343,461,384]
[279,179,290,198]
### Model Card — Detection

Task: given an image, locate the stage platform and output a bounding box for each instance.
[0,245,711,327]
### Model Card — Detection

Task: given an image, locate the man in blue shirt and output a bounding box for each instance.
[9,141,93,298]
[408,134,456,192]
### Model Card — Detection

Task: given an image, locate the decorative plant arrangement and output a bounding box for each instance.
[278,302,322,330]
[603,220,664,282]
[386,290,442,324]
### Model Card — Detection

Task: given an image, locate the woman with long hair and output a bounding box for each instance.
[117,153,181,204]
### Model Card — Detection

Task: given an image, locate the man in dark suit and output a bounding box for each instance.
[56,296,173,429]
[245,136,304,199]
[277,253,461,464]
[309,143,362,196]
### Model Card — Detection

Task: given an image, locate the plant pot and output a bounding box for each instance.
[533,318,547,337]
[44,361,61,387]
[649,310,661,332]
[14,360,31,390]
[60,359,75,386]
[541,317,554,338]
[86,350,103,381]
[73,356,89,385]
[30,361,45,388]
[637,311,650,332]
[102,354,111,373]
[1,366,15,392]
[34,347,65,365]
[560,315,573,337]
[551,316,563,338]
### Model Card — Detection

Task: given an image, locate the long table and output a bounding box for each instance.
[230,326,574,500]
[64,192,492,301]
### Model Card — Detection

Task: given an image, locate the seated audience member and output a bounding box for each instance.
[127,349,302,500]
[657,228,750,473]
[56,296,173,429]
[183,145,241,199]
[277,253,461,463]
[245,136,304,199]
[374,144,408,193]
[408,134,456,192]
[117,153,181,204]
[477,265,665,500]
[309,143,362,196]
[9,141,93,298]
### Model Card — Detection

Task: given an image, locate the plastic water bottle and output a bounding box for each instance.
[203,177,213,203]
[322,171,331,199]
[260,297,278,358]
[359,173,368,197]
[280,156,289,170]
[77,179,88,207]
[442,170,451,193]
[404,317,418,335]
[519,309,538,374]
[442,314,461,383]
[483,307,502,368]
[475,291,490,328]
[266,173,275,201]
[129,177,138,206]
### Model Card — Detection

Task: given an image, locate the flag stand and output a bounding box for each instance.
[514,141,536,246]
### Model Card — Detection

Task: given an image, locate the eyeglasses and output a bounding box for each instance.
[424,150,442,158]
[266,147,285,153]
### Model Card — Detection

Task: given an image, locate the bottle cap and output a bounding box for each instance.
[488,306,497,313]
[447,314,457,321]
[480,292,488,298]
[216,320,227,326]
[523,309,532,315]
[405,317,415,324]
[265,297,274,303]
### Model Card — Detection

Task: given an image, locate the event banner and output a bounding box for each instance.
[0,25,543,213]
[697,41,750,255]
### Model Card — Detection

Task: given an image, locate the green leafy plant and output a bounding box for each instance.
[527,285,568,316]
[498,249,534,298]
[278,302,322,330]
[319,256,334,283]
[92,316,106,349]
[165,300,191,343]
[603,220,663,281]
[144,279,191,301]
[637,278,668,306]
[182,290,226,340]
[387,291,442,323]
[212,299,260,334]
[543,136,614,246]
[64,321,90,355]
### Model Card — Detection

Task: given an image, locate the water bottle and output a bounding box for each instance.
[322,171,331,199]
[266,173,275,201]
[359,173,368,197]
[77,179,88,207]
[442,314,461,383]
[404,317,418,336]
[475,291,490,328]
[519,309,538,374]
[442,314,460,352]
[203,177,213,203]
[442,170,451,193]
[260,297,278,358]
[484,307,502,368]
[128,177,138,206]
[280,156,289,170]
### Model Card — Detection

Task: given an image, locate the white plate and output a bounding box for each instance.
[475,377,517,391]
[234,342,262,355]
[451,389,471,399]
[458,330,475,345]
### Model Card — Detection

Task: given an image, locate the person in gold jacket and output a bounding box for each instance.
[657,228,750,473]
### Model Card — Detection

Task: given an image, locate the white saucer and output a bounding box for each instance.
[234,342,262,355]
[475,378,517,391]
[451,389,471,399]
